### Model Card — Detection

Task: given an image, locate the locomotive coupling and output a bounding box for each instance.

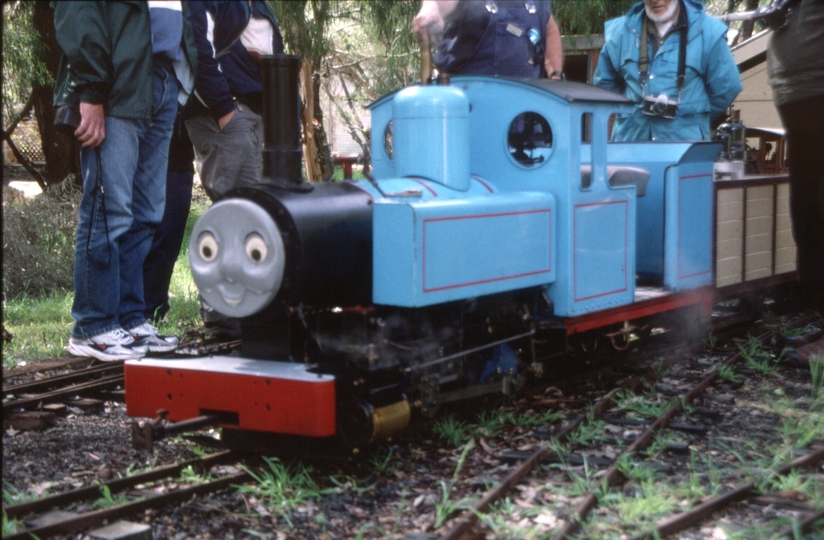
[131,411,237,452]
[604,321,647,351]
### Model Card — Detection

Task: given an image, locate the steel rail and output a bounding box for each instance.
[2,373,124,411]
[778,507,824,539]
[545,313,821,539]
[631,444,824,540]
[3,450,236,519]
[2,362,123,396]
[438,365,650,540]
[440,311,820,540]
[3,471,251,540]
[547,329,776,540]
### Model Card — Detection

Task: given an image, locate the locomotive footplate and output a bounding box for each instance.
[124,357,336,437]
[562,286,715,335]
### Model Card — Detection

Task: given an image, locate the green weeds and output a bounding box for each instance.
[613,478,680,524]
[238,457,331,528]
[777,408,824,448]
[433,415,471,446]
[614,388,668,418]
[2,511,21,537]
[92,484,130,508]
[433,440,476,528]
[477,499,553,539]
[2,482,39,505]
[565,413,605,446]
[810,355,824,400]
[497,408,562,427]
[717,362,743,382]
[179,465,213,485]
[737,335,777,375]
[369,447,397,474]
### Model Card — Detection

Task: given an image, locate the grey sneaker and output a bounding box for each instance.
[128,322,180,353]
[67,328,147,362]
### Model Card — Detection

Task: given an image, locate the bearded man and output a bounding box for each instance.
[594,0,742,141]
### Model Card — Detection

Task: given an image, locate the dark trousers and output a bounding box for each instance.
[777,95,824,310]
[143,114,195,322]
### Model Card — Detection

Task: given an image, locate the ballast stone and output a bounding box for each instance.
[88,520,152,540]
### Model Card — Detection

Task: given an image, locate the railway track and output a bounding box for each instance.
[436,312,824,539]
[2,329,240,430]
[3,361,126,409]
[3,310,822,538]
[2,451,249,540]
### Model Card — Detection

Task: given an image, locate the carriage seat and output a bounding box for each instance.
[580,165,650,197]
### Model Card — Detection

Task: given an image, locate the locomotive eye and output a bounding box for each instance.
[198,232,218,262]
[245,233,267,263]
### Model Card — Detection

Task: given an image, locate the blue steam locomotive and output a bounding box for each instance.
[125,55,728,451]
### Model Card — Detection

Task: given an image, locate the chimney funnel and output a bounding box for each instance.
[260,54,306,188]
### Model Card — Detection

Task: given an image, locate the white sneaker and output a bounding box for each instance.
[128,322,180,353]
[67,328,147,362]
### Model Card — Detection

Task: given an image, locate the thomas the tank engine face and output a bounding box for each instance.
[189,198,286,318]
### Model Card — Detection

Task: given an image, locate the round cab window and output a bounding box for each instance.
[508,112,552,167]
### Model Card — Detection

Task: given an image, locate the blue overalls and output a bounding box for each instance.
[435,0,551,79]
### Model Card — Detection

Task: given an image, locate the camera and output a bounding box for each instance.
[642,94,678,119]
[54,105,81,137]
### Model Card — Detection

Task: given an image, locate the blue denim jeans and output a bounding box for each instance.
[143,168,193,323]
[71,62,178,339]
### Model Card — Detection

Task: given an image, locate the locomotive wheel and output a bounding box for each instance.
[336,399,374,451]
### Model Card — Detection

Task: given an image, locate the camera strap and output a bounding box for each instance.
[639,14,687,101]
[84,147,110,258]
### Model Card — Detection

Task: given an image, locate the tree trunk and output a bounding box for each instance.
[311,65,334,181]
[740,0,760,42]
[300,61,323,182]
[33,0,81,187]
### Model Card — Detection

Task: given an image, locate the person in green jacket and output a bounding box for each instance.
[53,1,197,361]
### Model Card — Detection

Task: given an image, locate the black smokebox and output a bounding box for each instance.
[260,54,304,187]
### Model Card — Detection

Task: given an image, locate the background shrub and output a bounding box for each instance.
[3,180,79,298]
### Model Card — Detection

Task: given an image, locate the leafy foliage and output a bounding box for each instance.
[553,0,637,36]
[272,0,422,167]
[2,184,80,298]
[2,1,51,126]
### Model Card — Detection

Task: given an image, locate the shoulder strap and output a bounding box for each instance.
[640,15,688,98]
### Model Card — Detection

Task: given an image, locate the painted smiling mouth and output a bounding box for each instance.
[218,284,245,306]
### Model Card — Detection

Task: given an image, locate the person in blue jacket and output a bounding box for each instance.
[184,0,284,201]
[594,0,742,142]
